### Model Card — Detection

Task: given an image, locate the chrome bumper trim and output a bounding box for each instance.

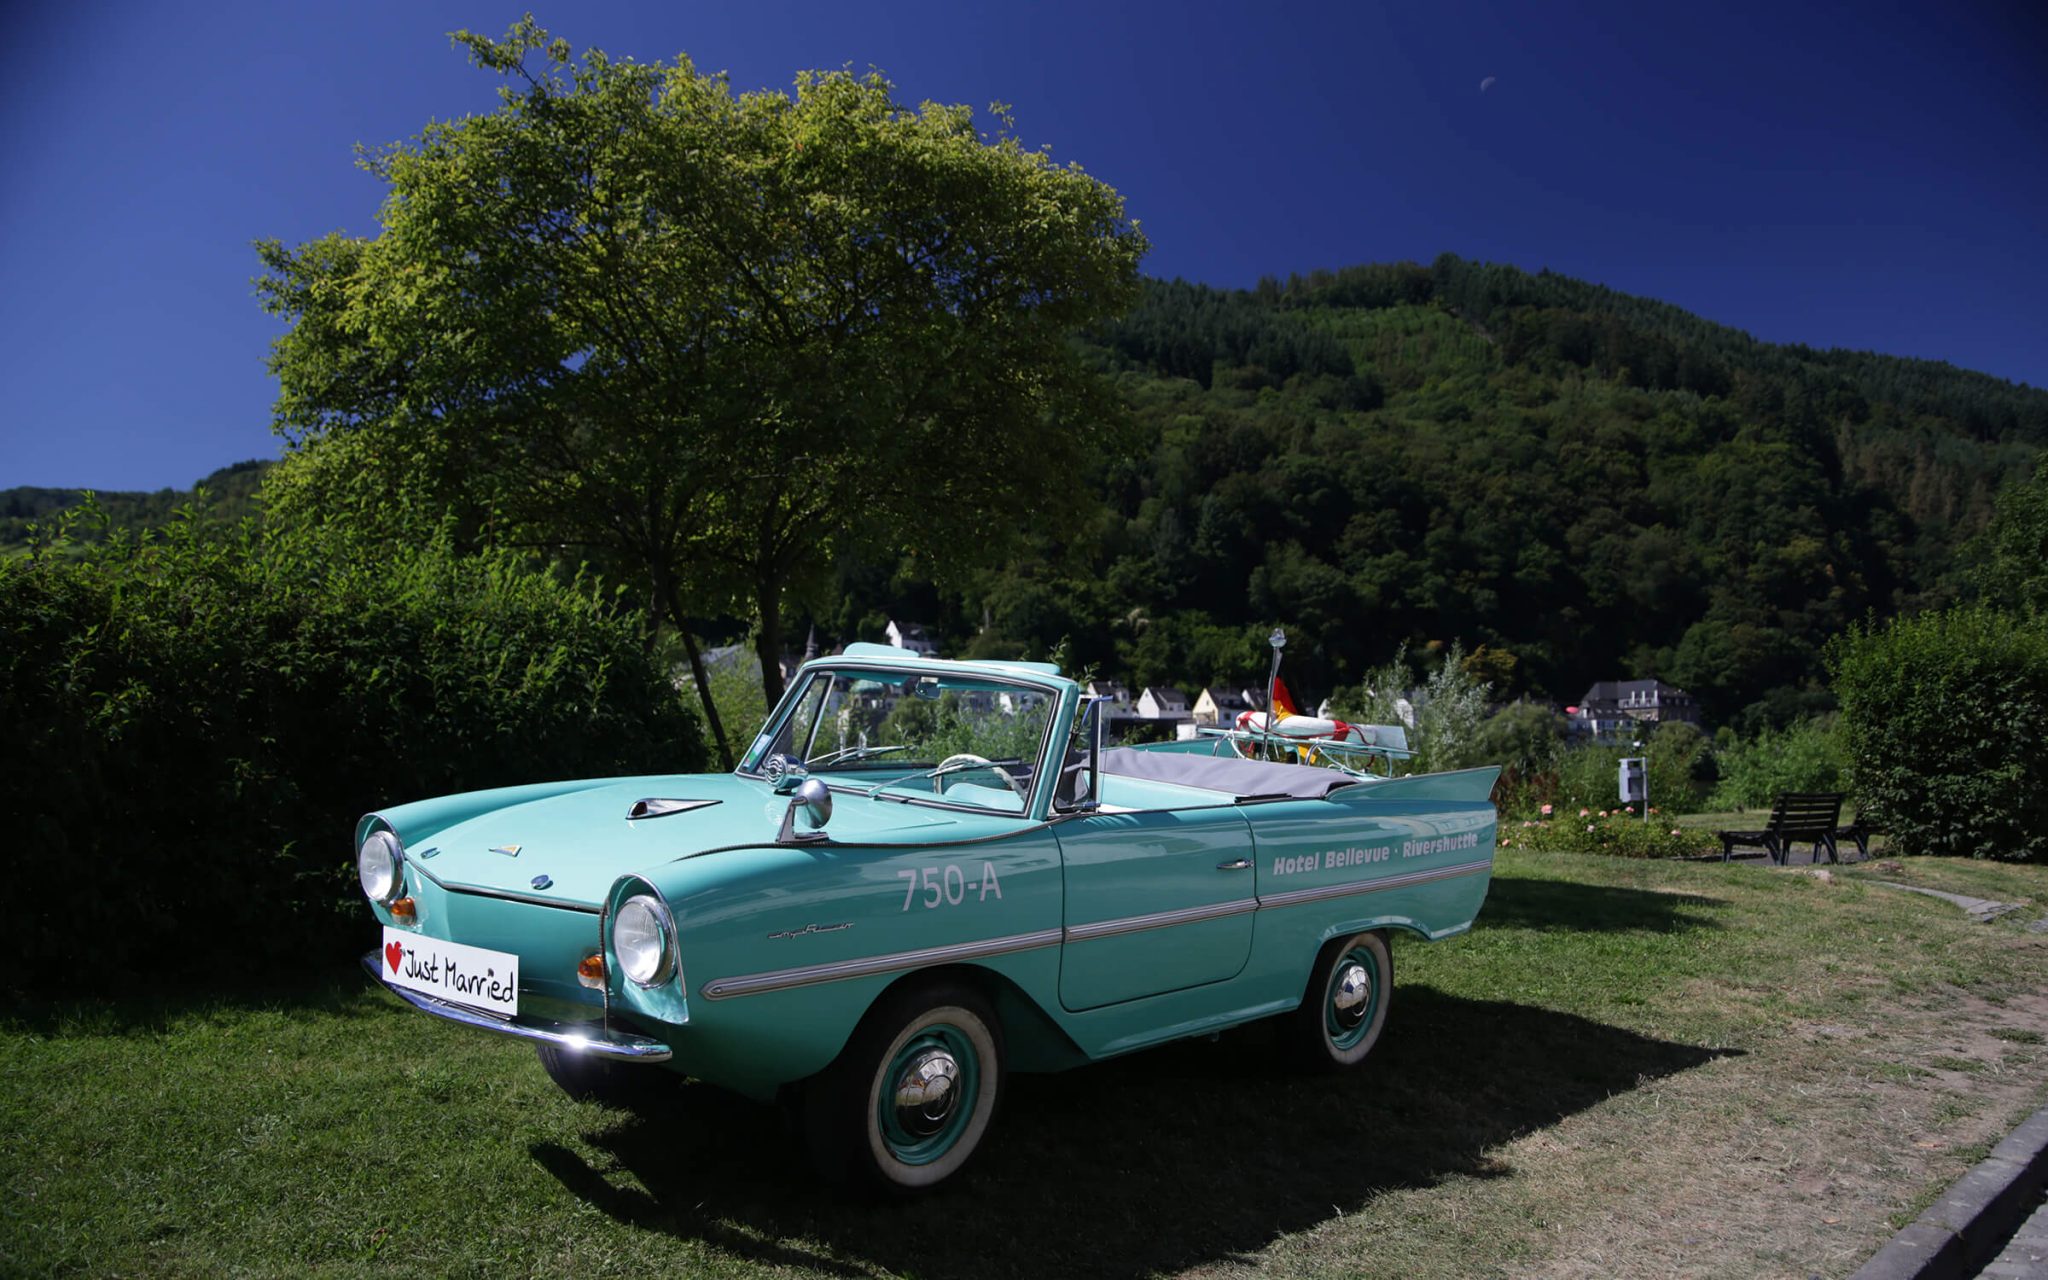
[359,953,672,1062]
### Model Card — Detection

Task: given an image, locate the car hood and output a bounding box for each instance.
[373,773,1004,908]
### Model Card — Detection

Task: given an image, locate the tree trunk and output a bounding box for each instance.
[654,566,733,771]
[754,578,787,709]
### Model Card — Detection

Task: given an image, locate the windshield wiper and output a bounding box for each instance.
[805,743,912,768]
[865,757,1027,796]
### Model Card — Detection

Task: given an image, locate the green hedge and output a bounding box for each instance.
[0,515,703,990]
[1830,606,2048,861]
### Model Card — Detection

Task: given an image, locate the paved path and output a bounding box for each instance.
[1978,1191,2048,1278]
[1727,850,2033,924]
[1872,880,2027,923]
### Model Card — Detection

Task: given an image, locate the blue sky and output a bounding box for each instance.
[3,0,2043,490]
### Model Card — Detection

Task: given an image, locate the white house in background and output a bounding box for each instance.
[1084,679,1132,710]
[885,620,938,656]
[1192,687,1255,726]
[1137,686,1191,720]
[1568,678,1701,742]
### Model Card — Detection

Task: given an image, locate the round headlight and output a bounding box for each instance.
[357,830,404,905]
[613,894,676,987]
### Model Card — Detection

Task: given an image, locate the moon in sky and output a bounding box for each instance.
[1480,76,1497,92]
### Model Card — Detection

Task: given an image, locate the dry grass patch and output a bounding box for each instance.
[1220,855,2048,1280]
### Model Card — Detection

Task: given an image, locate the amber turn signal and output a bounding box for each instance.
[389,896,417,922]
[576,953,606,990]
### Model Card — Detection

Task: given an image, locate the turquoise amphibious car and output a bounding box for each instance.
[359,642,1499,1192]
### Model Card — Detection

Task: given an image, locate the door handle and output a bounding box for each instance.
[1216,858,1252,871]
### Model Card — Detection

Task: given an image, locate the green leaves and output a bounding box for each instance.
[259,24,1148,710]
[0,519,703,990]
[1830,605,2048,861]
[1705,717,1847,810]
[1972,464,2048,614]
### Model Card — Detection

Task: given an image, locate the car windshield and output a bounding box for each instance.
[742,666,1058,816]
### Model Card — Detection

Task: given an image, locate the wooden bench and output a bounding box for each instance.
[1836,817,1885,859]
[1718,792,1844,864]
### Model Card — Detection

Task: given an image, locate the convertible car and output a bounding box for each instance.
[359,642,1499,1192]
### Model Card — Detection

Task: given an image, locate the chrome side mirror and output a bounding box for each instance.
[777,778,833,844]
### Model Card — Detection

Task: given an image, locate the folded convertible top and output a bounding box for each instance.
[1097,746,1362,801]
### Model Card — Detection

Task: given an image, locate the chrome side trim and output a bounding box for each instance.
[699,927,1064,1001]
[359,953,670,1062]
[1256,857,1494,910]
[698,857,1494,1001]
[1063,897,1258,943]
[408,860,603,914]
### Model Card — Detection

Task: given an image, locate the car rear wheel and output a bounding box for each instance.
[1292,930,1391,1070]
[805,980,1004,1194]
[535,1043,670,1107]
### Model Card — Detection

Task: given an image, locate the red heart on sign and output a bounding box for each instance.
[385,940,405,973]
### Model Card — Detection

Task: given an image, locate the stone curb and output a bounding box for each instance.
[1849,1104,2048,1280]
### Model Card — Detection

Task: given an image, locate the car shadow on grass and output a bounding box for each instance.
[532,987,1738,1279]
[1480,876,1724,933]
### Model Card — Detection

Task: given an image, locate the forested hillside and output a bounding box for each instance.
[19,258,2045,734]
[1,460,271,551]
[834,255,2044,730]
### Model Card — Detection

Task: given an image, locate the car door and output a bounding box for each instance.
[1053,805,1258,1011]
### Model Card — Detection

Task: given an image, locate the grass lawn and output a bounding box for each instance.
[4,850,2045,1279]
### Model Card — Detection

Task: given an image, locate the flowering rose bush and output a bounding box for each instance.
[1498,811,1719,859]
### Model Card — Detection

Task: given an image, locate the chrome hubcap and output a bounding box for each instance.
[891,1047,960,1138]
[1331,962,1371,1029]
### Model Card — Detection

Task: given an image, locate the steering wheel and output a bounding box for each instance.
[936,753,1029,802]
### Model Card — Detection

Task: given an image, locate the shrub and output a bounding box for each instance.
[0,510,703,990]
[684,639,773,767]
[1547,721,1711,817]
[1334,640,1492,774]
[1829,606,2048,861]
[1474,702,1569,776]
[1475,701,1568,814]
[1705,716,1847,811]
[1498,811,1718,859]
[1412,642,1492,772]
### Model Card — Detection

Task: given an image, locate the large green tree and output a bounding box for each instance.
[258,18,1147,762]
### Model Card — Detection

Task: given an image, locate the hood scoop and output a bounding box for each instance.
[627,797,722,821]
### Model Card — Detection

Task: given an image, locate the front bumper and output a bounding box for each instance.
[359,952,673,1063]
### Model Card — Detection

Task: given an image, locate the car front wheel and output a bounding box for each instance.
[1293,930,1391,1070]
[806,981,1004,1194]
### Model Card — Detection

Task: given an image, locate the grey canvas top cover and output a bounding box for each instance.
[1097,746,1362,801]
